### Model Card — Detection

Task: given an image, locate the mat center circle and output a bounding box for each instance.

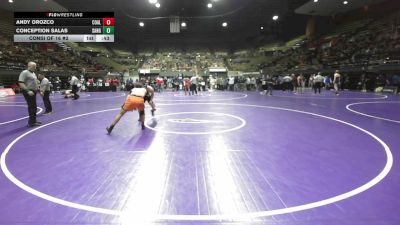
[145,112,246,135]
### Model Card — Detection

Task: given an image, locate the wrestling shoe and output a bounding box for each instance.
[106,126,114,134]
[28,122,42,127]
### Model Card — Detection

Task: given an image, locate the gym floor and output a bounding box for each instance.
[0,90,399,225]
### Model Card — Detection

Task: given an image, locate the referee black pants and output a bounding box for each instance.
[22,91,37,125]
[43,91,52,113]
[72,85,80,99]
[190,84,197,95]
[314,82,322,94]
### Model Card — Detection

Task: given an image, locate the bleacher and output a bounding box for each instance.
[0,7,399,88]
[330,19,372,36]
[0,10,13,37]
[259,10,400,74]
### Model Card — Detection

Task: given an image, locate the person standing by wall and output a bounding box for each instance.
[18,62,41,127]
[228,76,235,91]
[197,76,203,92]
[324,75,332,90]
[156,76,163,92]
[308,74,315,91]
[184,77,191,95]
[282,75,292,92]
[38,74,52,115]
[209,75,216,91]
[54,76,61,92]
[297,74,304,94]
[266,75,275,96]
[314,72,324,94]
[333,70,341,95]
[190,75,198,95]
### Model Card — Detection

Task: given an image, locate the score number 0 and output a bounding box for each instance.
[103,18,115,26]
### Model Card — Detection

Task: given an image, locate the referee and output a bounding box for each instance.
[38,74,52,114]
[18,62,41,127]
[70,75,80,100]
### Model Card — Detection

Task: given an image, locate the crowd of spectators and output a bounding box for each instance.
[261,12,400,73]
[141,52,225,72]
[134,74,260,92]
[142,52,196,72]
[0,34,107,73]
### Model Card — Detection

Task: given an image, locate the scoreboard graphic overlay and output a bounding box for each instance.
[14,12,114,42]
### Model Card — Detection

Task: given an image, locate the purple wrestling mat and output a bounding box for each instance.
[0,90,399,225]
